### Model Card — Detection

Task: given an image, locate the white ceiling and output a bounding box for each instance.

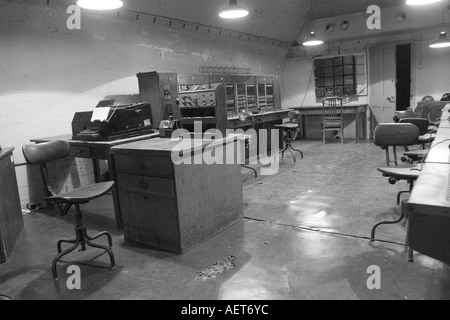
[121,0,407,42]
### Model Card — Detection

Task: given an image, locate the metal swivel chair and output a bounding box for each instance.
[371,123,422,261]
[399,118,435,147]
[22,140,115,280]
[322,97,344,144]
[274,110,303,162]
[393,108,416,123]
[398,117,436,164]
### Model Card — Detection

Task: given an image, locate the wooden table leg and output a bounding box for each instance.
[355,107,360,143]
[107,154,123,231]
[363,106,368,140]
[92,159,102,183]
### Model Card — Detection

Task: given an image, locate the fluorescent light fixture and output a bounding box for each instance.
[219,0,249,19]
[430,31,450,48]
[77,0,123,10]
[303,32,324,46]
[406,0,442,5]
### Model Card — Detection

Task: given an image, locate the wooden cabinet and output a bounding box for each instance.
[137,72,180,129]
[110,137,244,253]
[0,148,24,263]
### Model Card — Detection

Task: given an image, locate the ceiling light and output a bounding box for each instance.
[77,0,123,10]
[303,32,324,46]
[219,0,249,19]
[430,31,450,48]
[302,0,323,47]
[406,0,442,5]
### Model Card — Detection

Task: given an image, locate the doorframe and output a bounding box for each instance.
[366,40,416,137]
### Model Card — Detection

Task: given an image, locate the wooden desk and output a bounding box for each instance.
[110,135,244,253]
[228,110,288,157]
[31,132,160,183]
[31,132,160,230]
[0,148,24,263]
[407,103,450,264]
[227,110,289,129]
[289,104,368,143]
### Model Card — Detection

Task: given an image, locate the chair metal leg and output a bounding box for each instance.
[397,190,410,205]
[57,238,78,253]
[52,238,81,280]
[288,147,296,163]
[241,164,258,178]
[275,142,289,160]
[290,146,304,159]
[370,211,406,242]
[84,233,116,269]
[52,204,115,281]
[87,231,113,249]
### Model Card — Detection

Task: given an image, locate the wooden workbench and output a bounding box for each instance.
[407,103,450,264]
[289,104,368,143]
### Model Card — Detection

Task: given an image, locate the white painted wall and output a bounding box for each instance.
[281,3,450,138]
[0,1,286,206]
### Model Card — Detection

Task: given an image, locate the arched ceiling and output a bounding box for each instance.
[122,0,407,42]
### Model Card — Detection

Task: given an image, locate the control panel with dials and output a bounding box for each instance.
[179,84,220,108]
[178,83,227,136]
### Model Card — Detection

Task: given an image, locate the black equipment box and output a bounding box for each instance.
[72,100,154,141]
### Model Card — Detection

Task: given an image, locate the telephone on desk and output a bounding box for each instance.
[159,116,178,138]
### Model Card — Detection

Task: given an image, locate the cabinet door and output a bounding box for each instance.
[118,191,181,253]
[0,152,24,263]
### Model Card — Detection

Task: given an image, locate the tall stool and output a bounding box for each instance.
[274,110,303,162]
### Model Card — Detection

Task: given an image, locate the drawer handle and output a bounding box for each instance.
[139,181,149,190]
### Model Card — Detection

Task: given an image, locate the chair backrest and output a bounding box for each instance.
[322,97,343,118]
[394,109,416,122]
[22,140,71,165]
[287,110,301,124]
[422,95,435,102]
[374,123,420,148]
[398,118,429,136]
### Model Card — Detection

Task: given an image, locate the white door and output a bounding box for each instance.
[369,44,397,124]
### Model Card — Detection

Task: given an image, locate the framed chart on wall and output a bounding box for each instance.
[313,53,367,99]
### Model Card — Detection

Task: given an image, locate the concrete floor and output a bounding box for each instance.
[1,140,450,300]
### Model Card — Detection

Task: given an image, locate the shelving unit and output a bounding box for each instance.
[314,55,356,98]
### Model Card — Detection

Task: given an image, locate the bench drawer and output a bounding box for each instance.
[117,173,175,197]
[114,154,173,177]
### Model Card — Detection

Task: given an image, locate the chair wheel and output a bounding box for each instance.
[401,157,407,163]
[388,177,397,185]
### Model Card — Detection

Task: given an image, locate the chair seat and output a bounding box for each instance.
[377,166,421,180]
[274,123,299,130]
[428,126,437,133]
[46,181,115,204]
[403,149,429,157]
[418,133,436,144]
